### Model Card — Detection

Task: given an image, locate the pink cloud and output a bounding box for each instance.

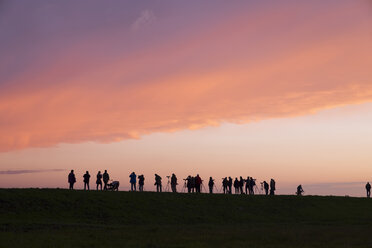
[0,1,371,152]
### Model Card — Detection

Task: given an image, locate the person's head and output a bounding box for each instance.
[71,170,74,173]
[98,171,101,174]
[105,170,107,173]
[86,171,89,174]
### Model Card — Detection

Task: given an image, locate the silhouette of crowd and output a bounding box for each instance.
[67,170,277,195]
[67,170,372,198]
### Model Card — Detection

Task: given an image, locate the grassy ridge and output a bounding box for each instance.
[1,189,372,247]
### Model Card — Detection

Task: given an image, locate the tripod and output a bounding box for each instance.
[164,176,171,192]
[182,180,188,193]
[253,184,262,195]
[201,183,207,193]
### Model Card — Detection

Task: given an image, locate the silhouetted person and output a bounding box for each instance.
[270,179,276,195]
[129,172,137,191]
[191,176,196,193]
[263,181,269,195]
[222,177,228,194]
[245,177,250,194]
[96,171,103,190]
[185,176,192,193]
[234,178,239,194]
[83,171,90,190]
[239,176,244,194]
[171,173,178,193]
[250,178,256,195]
[366,182,371,198]
[68,170,76,190]
[138,175,145,192]
[103,170,109,190]
[195,174,202,193]
[154,174,162,192]
[208,177,214,194]
[296,185,304,196]
[228,177,233,194]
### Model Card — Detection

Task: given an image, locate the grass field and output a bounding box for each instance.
[1,189,372,248]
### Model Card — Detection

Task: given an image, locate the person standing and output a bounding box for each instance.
[366,182,371,198]
[154,174,162,192]
[195,174,202,193]
[83,171,90,190]
[96,171,103,190]
[263,181,269,195]
[222,177,228,194]
[138,175,145,192]
[228,177,233,194]
[239,176,244,194]
[245,177,250,194]
[270,179,276,195]
[186,175,192,193]
[170,173,178,193]
[208,177,214,194]
[129,172,137,191]
[103,170,110,190]
[234,178,239,194]
[68,170,76,190]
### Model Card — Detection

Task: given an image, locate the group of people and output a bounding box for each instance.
[67,170,372,197]
[222,177,276,195]
[68,169,114,190]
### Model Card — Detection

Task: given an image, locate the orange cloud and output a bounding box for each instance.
[0,1,371,152]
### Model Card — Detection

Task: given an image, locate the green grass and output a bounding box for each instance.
[1,189,372,247]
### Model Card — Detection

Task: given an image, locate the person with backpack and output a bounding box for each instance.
[103,170,110,190]
[195,174,202,193]
[222,177,228,194]
[83,171,90,190]
[96,171,103,190]
[129,172,137,191]
[68,170,76,190]
[138,175,145,192]
[154,174,162,192]
[296,185,304,196]
[171,173,178,193]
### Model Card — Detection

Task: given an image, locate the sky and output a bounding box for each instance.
[0,0,372,196]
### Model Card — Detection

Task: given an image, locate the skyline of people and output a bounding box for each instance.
[65,170,371,197]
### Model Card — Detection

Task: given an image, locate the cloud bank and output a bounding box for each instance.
[0,169,66,175]
[0,1,371,152]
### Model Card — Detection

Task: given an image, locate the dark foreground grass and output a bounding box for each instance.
[1,189,372,247]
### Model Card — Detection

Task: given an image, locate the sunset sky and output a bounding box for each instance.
[1,0,372,196]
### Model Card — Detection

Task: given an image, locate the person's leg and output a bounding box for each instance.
[84,183,86,190]
[87,183,89,190]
